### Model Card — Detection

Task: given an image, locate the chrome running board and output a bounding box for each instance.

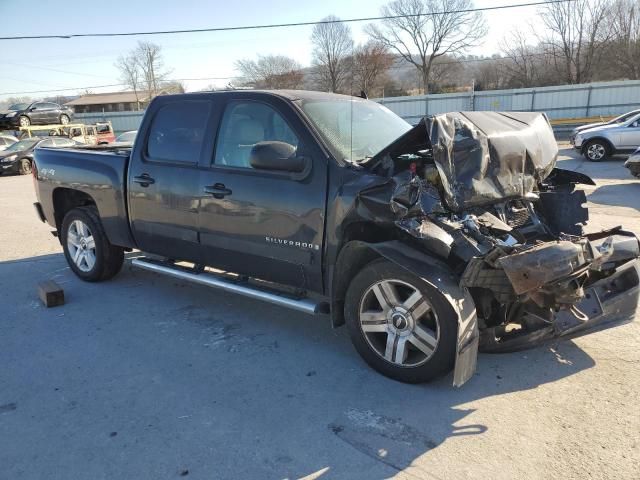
[131,257,328,315]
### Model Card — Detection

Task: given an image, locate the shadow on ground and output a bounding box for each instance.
[0,253,611,479]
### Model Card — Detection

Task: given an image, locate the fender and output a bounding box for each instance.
[337,240,479,387]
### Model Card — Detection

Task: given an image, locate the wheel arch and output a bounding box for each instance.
[52,188,97,236]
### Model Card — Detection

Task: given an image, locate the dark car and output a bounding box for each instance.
[0,101,74,129]
[0,136,77,175]
[31,91,640,387]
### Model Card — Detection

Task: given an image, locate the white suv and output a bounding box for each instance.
[572,112,640,161]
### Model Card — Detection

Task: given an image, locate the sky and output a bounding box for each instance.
[0,0,544,101]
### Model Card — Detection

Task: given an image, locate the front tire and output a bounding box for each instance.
[584,140,610,162]
[344,258,457,383]
[60,114,70,125]
[61,206,124,282]
[19,115,30,127]
[18,158,32,175]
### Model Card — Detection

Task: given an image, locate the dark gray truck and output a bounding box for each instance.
[32,90,640,386]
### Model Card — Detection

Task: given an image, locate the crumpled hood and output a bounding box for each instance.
[367,111,559,213]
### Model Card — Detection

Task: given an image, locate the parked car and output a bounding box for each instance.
[0,134,18,151]
[32,91,640,386]
[569,109,640,144]
[572,111,640,161]
[624,147,640,178]
[0,136,77,175]
[114,130,137,145]
[96,122,116,144]
[0,101,74,129]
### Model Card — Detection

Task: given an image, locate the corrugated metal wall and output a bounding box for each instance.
[75,111,144,135]
[375,80,640,124]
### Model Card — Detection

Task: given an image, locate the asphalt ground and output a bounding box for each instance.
[1,144,638,479]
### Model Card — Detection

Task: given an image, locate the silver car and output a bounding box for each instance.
[572,111,640,161]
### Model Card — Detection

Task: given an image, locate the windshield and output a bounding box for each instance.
[609,110,640,124]
[116,131,137,142]
[299,98,412,163]
[5,138,39,152]
[8,103,29,111]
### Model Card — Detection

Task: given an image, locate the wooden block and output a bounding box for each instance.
[38,280,65,308]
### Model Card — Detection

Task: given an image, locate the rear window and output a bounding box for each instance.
[96,124,111,134]
[147,101,211,164]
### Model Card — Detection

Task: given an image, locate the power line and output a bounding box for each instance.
[0,1,571,41]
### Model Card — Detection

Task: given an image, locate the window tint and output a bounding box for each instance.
[147,101,210,164]
[214,101,299,169]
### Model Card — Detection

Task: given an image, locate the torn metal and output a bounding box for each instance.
[343,111,640,384]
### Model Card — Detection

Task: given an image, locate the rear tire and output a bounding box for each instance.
[61,206,124,282]
[583,140,610,162]
[344,258,457,383]
[18,158,31,175]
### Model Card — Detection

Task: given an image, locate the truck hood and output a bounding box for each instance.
[367,111,558,213]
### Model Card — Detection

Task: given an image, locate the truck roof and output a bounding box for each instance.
[177,89,365,103]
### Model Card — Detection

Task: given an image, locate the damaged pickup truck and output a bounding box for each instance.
[32,90,640,386]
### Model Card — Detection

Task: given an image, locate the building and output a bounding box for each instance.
[65,91,153,113]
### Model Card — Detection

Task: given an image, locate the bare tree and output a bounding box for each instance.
[607,0,640,79]
[235,55,304,89]
[115,53,142,109]
[367,0,487,94]
[540,0,611,84]
[134,41,170,99]
[311,15,354,93]
[352,41,394,96]
[500,29,540,87]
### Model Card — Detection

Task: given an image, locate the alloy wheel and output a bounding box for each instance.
[358,279,439,367]
[587,143,606,161]
[67,220,96,272]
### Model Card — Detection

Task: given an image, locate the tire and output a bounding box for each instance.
[18,158,32,175]
[583,139,610,162]
[60,114,70,125]
[19,115,30,127]
[61,206,124,282]
[344,258,457,383]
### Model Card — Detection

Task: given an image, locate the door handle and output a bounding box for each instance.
[133,174,155,187]
[204,183,232,199]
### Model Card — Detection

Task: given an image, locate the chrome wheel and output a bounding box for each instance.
[67,220,96,272]
[587,143,606,161]
[359,279,439,367]
[19,116,30,127]
[60,115,70,125]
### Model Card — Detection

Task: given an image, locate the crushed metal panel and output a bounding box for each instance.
[425,111,558,212]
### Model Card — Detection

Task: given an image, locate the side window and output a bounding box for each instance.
[44,102,59,109]
[33,103,47,110]
[214,101,299,169]
[147,101,210,164]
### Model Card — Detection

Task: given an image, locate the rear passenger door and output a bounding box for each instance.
[198,95,327,292]
[128,99,215,263]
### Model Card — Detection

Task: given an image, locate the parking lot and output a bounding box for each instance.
[0,144,638,480]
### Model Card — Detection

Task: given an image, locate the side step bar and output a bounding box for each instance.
[131,258,329,315]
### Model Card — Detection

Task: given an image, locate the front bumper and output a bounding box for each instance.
[0,116,19,129]
[0,159,19,174]
[624,157,640,178]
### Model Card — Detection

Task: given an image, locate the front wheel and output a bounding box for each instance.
[19,115,30,127]
[61,206,124,282]
[344,259,457,383]
[18,158,31,175]
[60,114,70,125]
[583,140,610,162]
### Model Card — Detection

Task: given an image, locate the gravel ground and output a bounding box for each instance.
[0,145,638,480]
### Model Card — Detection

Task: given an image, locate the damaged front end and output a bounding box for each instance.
[359,111,640,385]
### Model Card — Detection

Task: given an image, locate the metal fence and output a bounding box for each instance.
[75,79,640,134]
[374,79,640,124]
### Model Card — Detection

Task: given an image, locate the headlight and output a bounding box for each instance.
[1,155,17,163]
[5,112,17,118]
[574,133,583,143]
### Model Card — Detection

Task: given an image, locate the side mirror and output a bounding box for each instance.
[250,141,306,173]
[29,107,37,111]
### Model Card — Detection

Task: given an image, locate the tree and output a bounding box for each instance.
[367,0,487,94]
[607,0,640,79]
[115,53,142,109]
[134,41,170,99]
[352,41,394,97]
[500,29,540,87]
[311,15,354,93]
[235,55,304,89]
[539,0,611,84]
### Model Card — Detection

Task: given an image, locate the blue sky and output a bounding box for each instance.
[0,0,541,100]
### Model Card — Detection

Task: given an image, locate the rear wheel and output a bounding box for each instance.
[61,206,124,282]
[344,258,457,383]
[584,140,610,162]
[18,158,31,175]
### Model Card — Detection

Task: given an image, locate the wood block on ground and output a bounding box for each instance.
[38,280,65,308]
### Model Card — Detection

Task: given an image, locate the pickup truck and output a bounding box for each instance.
[32,90,640,387]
